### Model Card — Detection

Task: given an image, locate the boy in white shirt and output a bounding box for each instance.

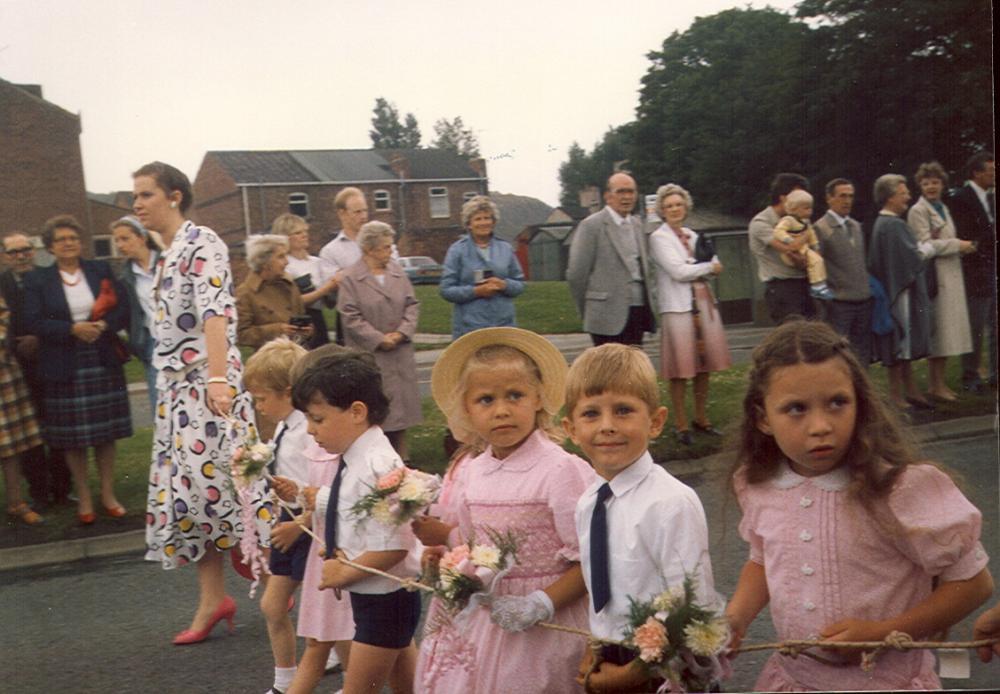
[244,338,311,694]
[563,343,719,691]
[292,354,421,694]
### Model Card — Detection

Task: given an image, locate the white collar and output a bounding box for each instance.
[605,206,631,226]
[771,460,851,491]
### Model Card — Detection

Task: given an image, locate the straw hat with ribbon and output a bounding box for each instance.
[431,327,568,443]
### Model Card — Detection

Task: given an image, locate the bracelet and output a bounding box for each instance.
[206,377,229,385]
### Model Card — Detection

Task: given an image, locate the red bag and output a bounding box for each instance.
[90,278,129,363]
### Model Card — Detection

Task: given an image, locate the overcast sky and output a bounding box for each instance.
[1,0,797,207]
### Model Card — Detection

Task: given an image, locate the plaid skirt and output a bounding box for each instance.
[41,343,133,448]
[0,358,43,459]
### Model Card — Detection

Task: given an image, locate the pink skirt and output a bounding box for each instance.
[296,458,355,642]
[659,284,732,380]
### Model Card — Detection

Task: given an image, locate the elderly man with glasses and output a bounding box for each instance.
[1,232,70,510]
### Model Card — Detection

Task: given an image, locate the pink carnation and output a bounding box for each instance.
[439,544,471,571]
[377,467,405,490]
[634,617,669,663]
[232,447,244,461]
[456,557,478,578]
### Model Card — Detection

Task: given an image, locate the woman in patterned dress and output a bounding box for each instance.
[133,161,257,644]
[1,293,45,525]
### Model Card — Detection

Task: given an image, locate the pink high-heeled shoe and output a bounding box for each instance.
[172,596,236,645]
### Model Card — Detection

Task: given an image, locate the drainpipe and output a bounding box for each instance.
[241,185,251,238]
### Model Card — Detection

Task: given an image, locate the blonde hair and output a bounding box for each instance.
[565,344,660,415]
[334,187,364,210]
[784,189,814,211]
[446,344,561,448]
[244,337,308,392]
[271,213,308,237]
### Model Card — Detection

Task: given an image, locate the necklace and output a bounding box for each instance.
[59,269,82,286]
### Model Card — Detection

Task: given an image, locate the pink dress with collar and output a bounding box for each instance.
[736,462,989,691]
[422,430,596,694]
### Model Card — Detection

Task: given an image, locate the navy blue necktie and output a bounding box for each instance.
[590,482,613,613]
[267,423,287,476]
[324,458,346,559]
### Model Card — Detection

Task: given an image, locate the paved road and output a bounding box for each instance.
[3,432,996,692]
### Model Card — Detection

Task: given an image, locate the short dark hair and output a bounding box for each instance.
[769,173,809,205]
[292,355,389,425]
[824,178,854,197]
[132,161,194,213]
[964,151,995,180]
[41,214,84,249]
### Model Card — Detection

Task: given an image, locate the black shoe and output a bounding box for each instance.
[692,421,723,437]
[962,379,984,394]
[905,397,934,411]
[676,430,693,446]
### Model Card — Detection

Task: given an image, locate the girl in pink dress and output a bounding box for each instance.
[284,439,354,694]
[422,327,596,693]
[726,320,993,691]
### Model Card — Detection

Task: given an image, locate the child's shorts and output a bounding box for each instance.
[268,509,311,581]
[349,588,421,648]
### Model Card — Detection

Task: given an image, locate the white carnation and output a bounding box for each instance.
[683,619,730,656]
[470,544,500,569]
[371,499,394,525]
[652,585,685,613]
[398,477,428,503]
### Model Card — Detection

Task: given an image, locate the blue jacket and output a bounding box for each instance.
[23,260,130,383]
[439,235,525,338]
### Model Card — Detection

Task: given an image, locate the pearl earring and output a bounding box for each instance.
[170,202,178,209]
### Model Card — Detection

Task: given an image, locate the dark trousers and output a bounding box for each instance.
[765,278,816,324]
[20,444,70,506]
[826,298,873,367]
[962,287,998,386]
[590,305,653,347]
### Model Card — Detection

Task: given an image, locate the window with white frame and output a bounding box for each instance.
[462,191,478,203]
[289,192,309,217]
[374,189,391,211]
[92,235,114,259]
[429,187,450,218]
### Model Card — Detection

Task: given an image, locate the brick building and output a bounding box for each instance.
[191,149,489,262]
[0,78,94,252]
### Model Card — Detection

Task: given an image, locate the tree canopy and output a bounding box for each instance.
[558,1,994,216]
[369,97,422,149]
[431,116,481,158]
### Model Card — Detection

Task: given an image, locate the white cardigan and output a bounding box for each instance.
[648,223,717,313]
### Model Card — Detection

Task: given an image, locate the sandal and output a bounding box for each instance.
[7,502,44,526]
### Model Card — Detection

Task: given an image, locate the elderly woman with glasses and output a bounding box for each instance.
[440,195,526,339]
[235,234,313,349]
[337,221,422,460]
[22,214,132,524]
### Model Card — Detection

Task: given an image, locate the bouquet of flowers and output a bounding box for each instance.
[622,575,730,693]
[350,466,442,526]
[229,437,275,489]
[430,528,519,615]
[225,427,276,596]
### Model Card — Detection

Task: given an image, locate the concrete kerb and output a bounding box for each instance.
[2,415,994,573]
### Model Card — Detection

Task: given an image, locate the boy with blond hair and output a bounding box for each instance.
[773,189,833,300]
[563,343,720,691]
[243,337,311,694]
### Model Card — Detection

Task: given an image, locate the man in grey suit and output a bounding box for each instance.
[566,172,655,346]
[814,178,872,366]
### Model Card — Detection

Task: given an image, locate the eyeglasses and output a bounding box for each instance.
[4,248,33,256]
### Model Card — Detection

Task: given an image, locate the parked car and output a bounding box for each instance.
[398,255,444,284]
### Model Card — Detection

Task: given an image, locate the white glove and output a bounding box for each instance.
[489,590,554,632]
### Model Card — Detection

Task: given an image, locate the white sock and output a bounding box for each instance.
[274,666,297,692]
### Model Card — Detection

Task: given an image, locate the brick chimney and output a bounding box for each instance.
[388,153,410,179]
[467,157,487,178]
